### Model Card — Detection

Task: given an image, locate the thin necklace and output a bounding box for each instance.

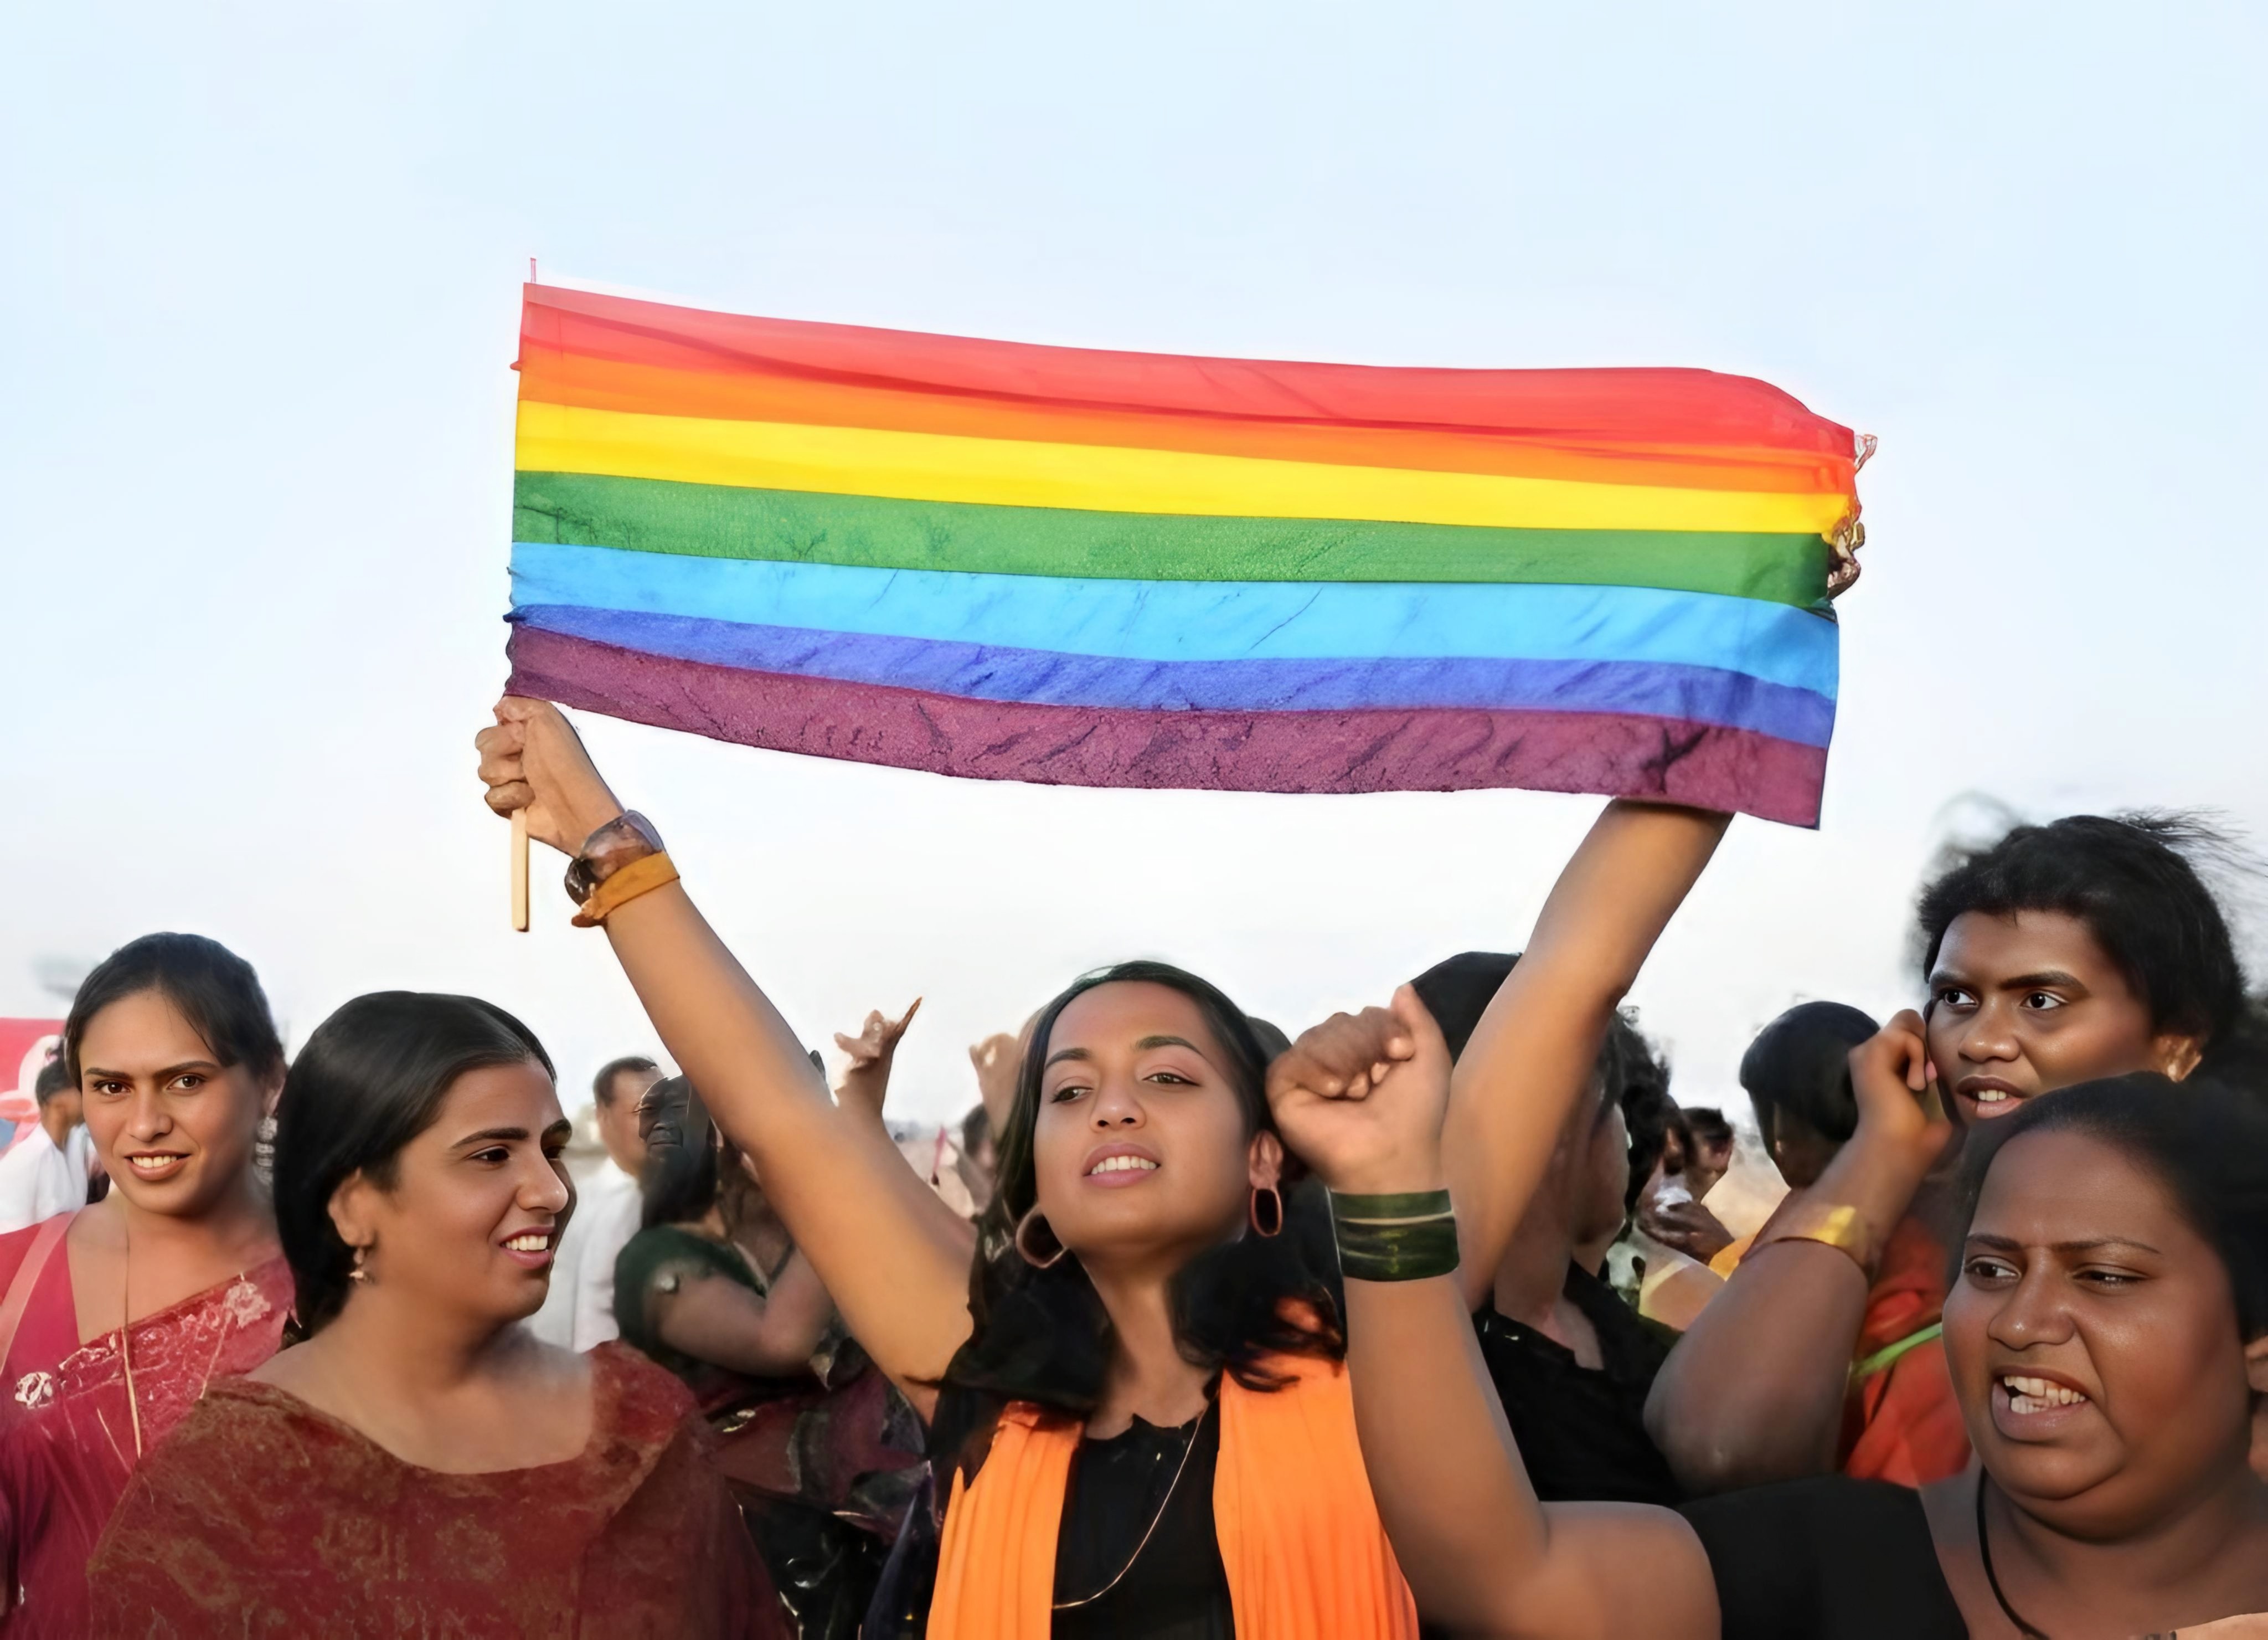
[1051,1401,1212,1612]
[120,1217,145,1458]
[1976,1471,2051,1640]
[117,1217,251,1463]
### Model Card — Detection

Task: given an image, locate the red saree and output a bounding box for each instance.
[0,1214,292,1637]
[89,1341,779,1638]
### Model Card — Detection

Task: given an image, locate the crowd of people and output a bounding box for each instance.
[6,692,2265,1637]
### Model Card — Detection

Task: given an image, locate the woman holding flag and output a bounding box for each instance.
[470,694,1729,1637]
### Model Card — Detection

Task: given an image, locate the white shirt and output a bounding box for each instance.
[528,1161,643,1351]
[0,1123,93,1236]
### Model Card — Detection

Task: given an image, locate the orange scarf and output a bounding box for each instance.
[927,1351,1420,1639]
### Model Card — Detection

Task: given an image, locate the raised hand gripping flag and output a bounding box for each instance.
[506,285,1863,825]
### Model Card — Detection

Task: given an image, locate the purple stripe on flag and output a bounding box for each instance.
[511,603,1836,748]
[507,625,1825,825]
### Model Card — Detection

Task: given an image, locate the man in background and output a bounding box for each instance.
[529,1054,659,1351]
[0,1056,94,1233]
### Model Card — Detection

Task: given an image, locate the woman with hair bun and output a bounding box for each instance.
[0,933,294,1637]
[89,990,769,1635]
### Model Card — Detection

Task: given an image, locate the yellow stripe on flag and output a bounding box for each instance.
[517,402,1851,537]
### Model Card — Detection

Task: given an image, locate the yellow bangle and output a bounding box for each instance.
[1751,1201,1875,1279]
[571,851,679,927]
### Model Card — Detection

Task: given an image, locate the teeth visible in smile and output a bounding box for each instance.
[2002,1374,2088,1413]
[126,1155,183,1173]
[1087,1155,1158,1176]
[1973,1089,2013,1104]
[504,1233,550,1252]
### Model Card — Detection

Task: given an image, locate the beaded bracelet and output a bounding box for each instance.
[1329,1189,1461,1282]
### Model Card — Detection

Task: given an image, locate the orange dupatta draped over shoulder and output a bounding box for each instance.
[926,1351,1420,1640]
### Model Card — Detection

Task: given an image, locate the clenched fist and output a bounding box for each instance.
[473,697,625,856]
[1266,985,1453,1197]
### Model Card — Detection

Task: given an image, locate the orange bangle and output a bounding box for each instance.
[571,851,679,927]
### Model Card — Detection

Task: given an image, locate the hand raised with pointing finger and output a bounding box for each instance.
[473,697,625,856]
[1266,985,1453,1196]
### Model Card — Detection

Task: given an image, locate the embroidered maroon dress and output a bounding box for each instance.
[89,1341,779,1637]
[0,1214,292,1637]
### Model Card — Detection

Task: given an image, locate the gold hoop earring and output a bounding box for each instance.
[1014,1207,1067,1270]
[1249,1184,1284,1238]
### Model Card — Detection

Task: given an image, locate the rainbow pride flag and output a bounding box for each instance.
[506,285,1863,825]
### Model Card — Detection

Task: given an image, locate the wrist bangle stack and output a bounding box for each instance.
[1329,1189,1460,1283]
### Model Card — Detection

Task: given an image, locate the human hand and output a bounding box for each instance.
[1266,985,1451,1196]
[968,1030,1022,1131]
[1847,1009,1953,1181]
[1642,1199,1735,1263]
[835,999,921,1124]
[473,697,625,856]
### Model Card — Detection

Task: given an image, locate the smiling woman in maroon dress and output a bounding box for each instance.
[88,990,770,1637]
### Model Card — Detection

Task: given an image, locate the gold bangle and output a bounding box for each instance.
[1750,1201,1875,1279]
[571,851,679,927]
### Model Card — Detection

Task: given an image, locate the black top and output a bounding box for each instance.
[1052,1405,1234,1640]
[1681,1476,1966,1639]
[1473,1261,1683,1507]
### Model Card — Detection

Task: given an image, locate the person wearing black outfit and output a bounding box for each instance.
[1412,952,1682,1506]
[479,699,1731,1636]
[1272,991,2268,1639]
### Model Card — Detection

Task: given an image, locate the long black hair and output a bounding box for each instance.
[934,961,1339,1467]
[1917,814,2264,1082]
[272,991,554,1333]
[63,933,283,1087]
[1952,1074,2268,1345]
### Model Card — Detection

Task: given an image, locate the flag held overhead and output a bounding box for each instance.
[505,285,1862,826]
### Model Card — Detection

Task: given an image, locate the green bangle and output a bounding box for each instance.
[1329,1190,1460,1282]
[1330,1189,1453,1222]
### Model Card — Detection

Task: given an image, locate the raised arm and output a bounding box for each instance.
[648,1247,839,1378]
[1269,990,1720,1639]
[476,698,973,1410]
[1643,1012,1951,1493]
[1444,800,1731,1309]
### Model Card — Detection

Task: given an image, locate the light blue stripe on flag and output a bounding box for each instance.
[509,540,1840,698]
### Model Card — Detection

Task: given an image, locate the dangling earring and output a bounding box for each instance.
[255,1114,278,1182]
[347,1245,372,1284]
[1249,1184,1284,1238]
[1014,1207,1067,1269]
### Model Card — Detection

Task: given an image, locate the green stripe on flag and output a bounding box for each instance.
[514,471,1831,605]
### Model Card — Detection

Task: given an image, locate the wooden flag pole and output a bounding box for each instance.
[511,809,530,932]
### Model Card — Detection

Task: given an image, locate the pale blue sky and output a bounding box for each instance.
[7,3,2264,1122]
